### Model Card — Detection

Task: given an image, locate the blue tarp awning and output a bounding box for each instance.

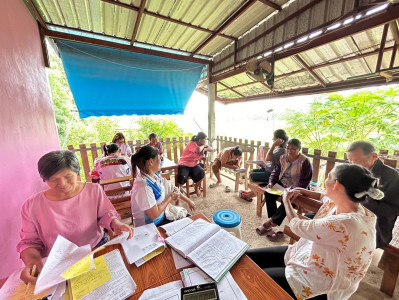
[56,40,204,118]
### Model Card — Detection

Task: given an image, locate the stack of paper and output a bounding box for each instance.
[266,183,285,195]
[121,223,166,265]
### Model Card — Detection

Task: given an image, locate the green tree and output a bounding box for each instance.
[282,87,399,157]
[130,117,190,141]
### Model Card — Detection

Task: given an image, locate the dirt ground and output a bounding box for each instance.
[178,175,399,300]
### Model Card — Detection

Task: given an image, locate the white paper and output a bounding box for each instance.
[51,281,66,300]
[171,249,193,269]
[80,250,136,300]
[187,229,249,282]
[35,235,93,294]
[160,217,193,236]
[165,219,220,256]
[138,280,183,300]
[101,231,129,247]
[181,267,247,300]
[246,160,266,168]
[121,223,165,264]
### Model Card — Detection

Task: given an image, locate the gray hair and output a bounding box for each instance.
[38,150,80,181]
[347,141,376,155]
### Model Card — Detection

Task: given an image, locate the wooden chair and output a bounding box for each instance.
[209,143,254,192]
[181,157,208,198]
[100,175,134,224]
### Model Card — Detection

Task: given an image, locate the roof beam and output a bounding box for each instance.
[25,0,47,29]
[101,0,234,41]
[131,0,146,44]
[43,28,211,66]
[38,23,50,68]
[294,55,326,87]
[375,23,389,73]
[257,0,281,11]
[211,3,399,82]
[191,0,256,56]
[218,82,245,97]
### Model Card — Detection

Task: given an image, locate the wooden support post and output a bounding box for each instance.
[166,138,172,160]
[325,151,337,181]
[312,149,321,183]
[79,144,91,182]
[179,137,184,157]
[127,140,134,154]
[90,143,99,163]
[173,137,178,163]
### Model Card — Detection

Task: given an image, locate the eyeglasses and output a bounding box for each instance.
[286,147,298,151]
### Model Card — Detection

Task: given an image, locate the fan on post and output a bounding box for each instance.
[246,58,274,87]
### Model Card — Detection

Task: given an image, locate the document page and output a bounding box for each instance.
[160,217,193,236]
[121,223,165,264]
[138,280,182,300]
[181,267,247,300]
[78,249,136,300]
[165,219,220,257]
[266,183,285,195]
[187,229,249,282]
[171,249,193,269]
[35,235,93,294]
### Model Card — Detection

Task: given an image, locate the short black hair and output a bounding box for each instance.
[103,143,120,156]
[346,141,376,155]
[149,133,158,140]
[38,150,80,181]
[287,138,301,149]
[191,132,207,141]
[131,145,159,176]
[273,129,289,147]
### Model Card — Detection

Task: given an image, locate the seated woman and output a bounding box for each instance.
[17,150,133,284]
[240,129,288,201]
[146,133,164,157]
[256,138,312,236]
[178,132,214,197]
[130,145,196,227]
[90,143,132,199]
[211,146,242,185]
[247,164,383,299]
[112,132,133,157]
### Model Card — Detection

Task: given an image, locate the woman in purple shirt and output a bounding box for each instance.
[17,150,133,284]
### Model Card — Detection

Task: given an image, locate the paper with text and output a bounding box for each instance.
[187,229,250,282]
[160,217,193,236]
[35,235,93,294]
[181,267,247,300]
[121,223,165,264]
[266,183,285,195]
[138,280,182,300]
[165,219,220,257]
[70,255,112,299]
[171,249,193,269]
[134,246,166,267]
[78,250,136,300]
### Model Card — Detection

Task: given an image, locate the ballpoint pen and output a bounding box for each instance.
[23,264,36,300]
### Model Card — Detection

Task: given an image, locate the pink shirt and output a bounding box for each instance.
[17,183,120,257]
[178,141,203,167]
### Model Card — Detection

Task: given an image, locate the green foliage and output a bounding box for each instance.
[282,87,399,157]
[129,117,189,141]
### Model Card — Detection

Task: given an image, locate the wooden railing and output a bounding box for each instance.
[68,135,399,184]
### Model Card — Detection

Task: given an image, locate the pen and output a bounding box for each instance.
[24,264,37,300]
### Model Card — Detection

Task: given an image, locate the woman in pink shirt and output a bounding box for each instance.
[178,132,214,197]
[17,150,133,284]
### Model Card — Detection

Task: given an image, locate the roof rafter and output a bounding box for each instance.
[25,0,47,29]
[211,3,399,83]
[101,0,235,41]
[43,27,211,66]
[218,82,245,97]
[257,0,281,11]
[375,23,389,73]
[190,0,256,56]
[131,0,146,44]
[294,55,326,87]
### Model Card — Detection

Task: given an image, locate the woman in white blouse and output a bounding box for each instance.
[130,145,195,227]
[247,163,383,300]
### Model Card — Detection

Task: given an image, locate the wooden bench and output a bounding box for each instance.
[210,142,254,192]
[248,181,268,217]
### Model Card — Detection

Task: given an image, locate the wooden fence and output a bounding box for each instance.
[68,135,399,184]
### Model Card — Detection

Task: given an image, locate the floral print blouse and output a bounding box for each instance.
[284,196,377,300]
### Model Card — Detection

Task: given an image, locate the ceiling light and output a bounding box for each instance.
[309,30,323,39]
[297,35,308,43]
[326,23,341,31]
[284,42,294,49]
[257,55,263,59]
[365,3,389,16]
[343,17,354,25]
[274,47,283,53]
[263,51,272,57]
[355,13,363,20]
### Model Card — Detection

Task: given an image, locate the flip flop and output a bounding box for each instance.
[255,225,272,235]
[225,186,231,193]
[209,183,216,188]
[266,230,284,242]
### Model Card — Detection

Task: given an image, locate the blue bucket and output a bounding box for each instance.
[213,209,241,228]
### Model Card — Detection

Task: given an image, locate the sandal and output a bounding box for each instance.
[209,183,216,188]
[266,230,284,242]
[225,186,231,193]
[255,225,272,235]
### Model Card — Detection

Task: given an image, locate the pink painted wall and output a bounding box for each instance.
[0,0,60,278]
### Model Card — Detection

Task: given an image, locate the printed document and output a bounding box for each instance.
[139,280,183,300]
[160,217,193,236]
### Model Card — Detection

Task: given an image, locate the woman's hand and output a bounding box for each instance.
[272,138,284,147]
[187,199,196,212]
[20,248,43,284]
[284,189,303,204]
[111,219,134,239]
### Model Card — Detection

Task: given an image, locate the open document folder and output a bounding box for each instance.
[266,183,285,195]
[32,232,135,299]
[165,219,250,283]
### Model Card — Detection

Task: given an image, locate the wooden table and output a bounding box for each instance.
[1,214,292,299]
[160,157,179,186]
